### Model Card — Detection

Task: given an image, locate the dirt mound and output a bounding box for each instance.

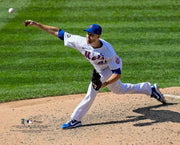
[0,87,180,145]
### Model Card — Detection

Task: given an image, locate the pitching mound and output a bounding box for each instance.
[0,87,180,145]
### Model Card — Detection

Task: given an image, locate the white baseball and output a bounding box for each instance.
[8,8,15,14]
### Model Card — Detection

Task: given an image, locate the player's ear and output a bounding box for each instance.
[97,35,100,38]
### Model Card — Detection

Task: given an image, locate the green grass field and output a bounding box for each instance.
[0,0,179,102]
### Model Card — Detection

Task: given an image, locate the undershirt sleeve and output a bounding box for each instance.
[58,29,65,40]
[112,68,121,74]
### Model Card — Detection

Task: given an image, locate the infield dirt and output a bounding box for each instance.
[0,87,180,145]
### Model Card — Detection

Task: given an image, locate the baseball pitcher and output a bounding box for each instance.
[24,20,166,129]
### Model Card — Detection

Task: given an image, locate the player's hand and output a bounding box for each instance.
[92,81,102,91]
[23,20,37,27]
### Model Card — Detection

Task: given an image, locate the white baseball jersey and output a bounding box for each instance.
[64,32,122,73]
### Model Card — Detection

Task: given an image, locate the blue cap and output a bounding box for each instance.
[84,24,102,35]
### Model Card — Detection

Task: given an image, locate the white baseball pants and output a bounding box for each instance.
[71,68,152,121]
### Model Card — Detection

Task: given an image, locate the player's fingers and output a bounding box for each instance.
[92,83,97,89]
[23,20,30,27]
[23,20,35,27]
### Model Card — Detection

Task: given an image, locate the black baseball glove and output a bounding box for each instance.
[91,69,102,91]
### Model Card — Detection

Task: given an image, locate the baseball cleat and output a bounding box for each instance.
[61,119,82,129]
[151,83,166,104]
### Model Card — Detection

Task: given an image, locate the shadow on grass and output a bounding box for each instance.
[81,103,180,128]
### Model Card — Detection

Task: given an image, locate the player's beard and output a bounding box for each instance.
[86,34,100,47]
[87,37,96,44]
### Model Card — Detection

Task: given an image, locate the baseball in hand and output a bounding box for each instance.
[8,8,15,14]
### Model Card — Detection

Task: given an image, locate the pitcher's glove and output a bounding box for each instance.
[91,69,102,91]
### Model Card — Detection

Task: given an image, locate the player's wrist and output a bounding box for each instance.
[35,22,41,27]
[104,81,110,86]
[101,81,109,89]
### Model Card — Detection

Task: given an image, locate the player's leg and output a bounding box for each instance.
[61,82,98,129]
[108,80,152,95]
[71,82,98,120]
[107,80,166,104]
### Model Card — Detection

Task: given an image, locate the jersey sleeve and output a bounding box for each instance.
[64,32,86,50]
[108,55,122,70]
[101,40,122,71]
